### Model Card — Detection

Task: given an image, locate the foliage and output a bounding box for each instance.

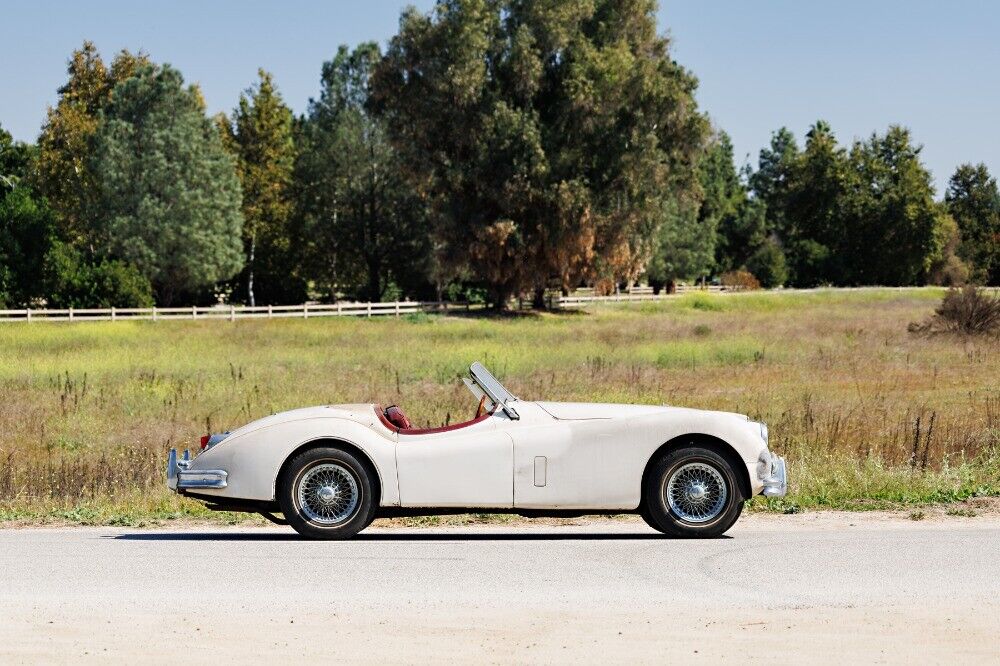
[220,70,304,305]
[750,123,946,288]
[946,163,1000,285]
[33,42,149,247]
[719,270,760,291]
[0,188,56,307]
[910,285,1000,336]
[92,64,244,304]
[745,239,788,288]
[296,43,431,302]
[43,242,153,308]
[0,123,32,191]
[371,0,708,307]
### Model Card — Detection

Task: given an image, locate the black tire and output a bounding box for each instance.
[643,445,744,538]
[278,446,376,540]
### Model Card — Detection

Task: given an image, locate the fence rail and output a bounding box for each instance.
[0,285,961,322]
[0,300,470,322]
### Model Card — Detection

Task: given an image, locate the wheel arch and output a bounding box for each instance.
[640,434,751,505]
[275,437,384,506]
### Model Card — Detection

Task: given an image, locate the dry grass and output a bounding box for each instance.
[1,288,998,524]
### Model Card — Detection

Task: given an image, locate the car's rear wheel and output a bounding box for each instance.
[643,445,743,538]
[278,446,375,539]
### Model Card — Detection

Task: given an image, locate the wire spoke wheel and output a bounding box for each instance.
[296,463,360,525]
[664,462,728,523]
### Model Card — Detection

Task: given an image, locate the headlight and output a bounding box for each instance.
[758,421,768,445]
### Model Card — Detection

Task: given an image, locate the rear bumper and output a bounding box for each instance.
[166,448,228,491]
[760,456,787,497]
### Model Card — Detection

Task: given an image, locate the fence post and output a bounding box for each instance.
[395,301,400,317]
[304,304,309,319]
[367,302,372,318]
[230,304,236,322]
[152,306,158,322]
[192,305,197,320]
[111,306,116,322]
[337,302,342,315]
[69,307,74,322]
[268,304,273,319]
[26,308,31,322]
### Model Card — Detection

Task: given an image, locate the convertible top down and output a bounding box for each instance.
[168,362,786,538]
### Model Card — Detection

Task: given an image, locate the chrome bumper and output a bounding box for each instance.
[760,456,788,497]
[166,448,228,491]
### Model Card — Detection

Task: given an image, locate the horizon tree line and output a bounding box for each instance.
[1,2,998,310]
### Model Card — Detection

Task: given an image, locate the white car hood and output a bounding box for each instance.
[534,401,749,422]
[534,402,671,420]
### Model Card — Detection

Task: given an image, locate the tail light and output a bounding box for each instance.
[200,434,211,450]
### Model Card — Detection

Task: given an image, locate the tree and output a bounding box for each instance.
[0,188,54,307]
[0,124,32,191]
[92,64,244,304]
[296,43,430,302]
[837,126,946,285]
[946,163,1000,285]
[221,70,301,305]
[649,131,744,288]
[371,0,707,307]
[33,42,149,248]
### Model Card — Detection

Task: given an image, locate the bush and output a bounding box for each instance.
[720,270,761,291]
[746,240,788,288]
[44,242,154,308]
[909,285,1000,335]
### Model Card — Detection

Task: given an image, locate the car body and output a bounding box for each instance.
[167,362,787,538]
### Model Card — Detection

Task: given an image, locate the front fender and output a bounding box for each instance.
[184,417,399,505]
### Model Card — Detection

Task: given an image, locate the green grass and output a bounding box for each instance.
[1,287,997,525]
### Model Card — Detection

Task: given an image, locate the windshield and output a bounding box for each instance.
[468,362,519,420]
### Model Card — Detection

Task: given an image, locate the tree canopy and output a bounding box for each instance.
[92,63,244,304]
[371,0,708,306]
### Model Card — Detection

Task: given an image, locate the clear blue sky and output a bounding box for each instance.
[2,0,997,191]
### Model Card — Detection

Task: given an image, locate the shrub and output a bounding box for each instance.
[720,270,761,291]
[44,242,154,308]
[909,285,1000,335]
[746,241,788,288]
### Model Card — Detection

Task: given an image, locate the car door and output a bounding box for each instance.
[511,416,635,510]
[395,416,514,508]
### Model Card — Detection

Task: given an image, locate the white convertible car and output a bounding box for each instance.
[167,362,786,539]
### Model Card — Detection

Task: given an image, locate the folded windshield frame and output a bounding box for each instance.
[469,362,519,420]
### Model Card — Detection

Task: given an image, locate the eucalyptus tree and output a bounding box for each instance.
[372,0,707,307]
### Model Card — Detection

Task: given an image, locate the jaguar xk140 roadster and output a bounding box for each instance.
[167,362,786,538]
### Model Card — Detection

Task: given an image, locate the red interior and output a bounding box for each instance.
[375,404,494,435]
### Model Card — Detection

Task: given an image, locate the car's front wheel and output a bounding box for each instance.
[278,446,375,540]
[642,445,744,538]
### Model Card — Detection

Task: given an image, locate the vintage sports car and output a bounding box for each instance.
[167,362,786,539]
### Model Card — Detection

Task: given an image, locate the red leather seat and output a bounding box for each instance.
[384,405,412,430]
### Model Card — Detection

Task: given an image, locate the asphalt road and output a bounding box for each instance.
[1,514,998,664]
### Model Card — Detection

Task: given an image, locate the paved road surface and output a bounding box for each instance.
[1,514,998,664]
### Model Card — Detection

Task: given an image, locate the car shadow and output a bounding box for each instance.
[109,531,730,542]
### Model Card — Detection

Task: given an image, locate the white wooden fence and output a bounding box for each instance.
[557,284,724,307]
[0,300,470,323]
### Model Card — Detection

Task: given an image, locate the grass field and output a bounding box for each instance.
[1,288,998,525]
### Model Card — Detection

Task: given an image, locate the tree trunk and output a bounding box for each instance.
[532,287,547,310]
[247,233,256,308]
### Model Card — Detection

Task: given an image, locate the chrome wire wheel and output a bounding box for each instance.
[296,463,360,525]
[664,462,728,523]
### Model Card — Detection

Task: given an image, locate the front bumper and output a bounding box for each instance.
[760,455,788,497]
[166,448,228,491]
